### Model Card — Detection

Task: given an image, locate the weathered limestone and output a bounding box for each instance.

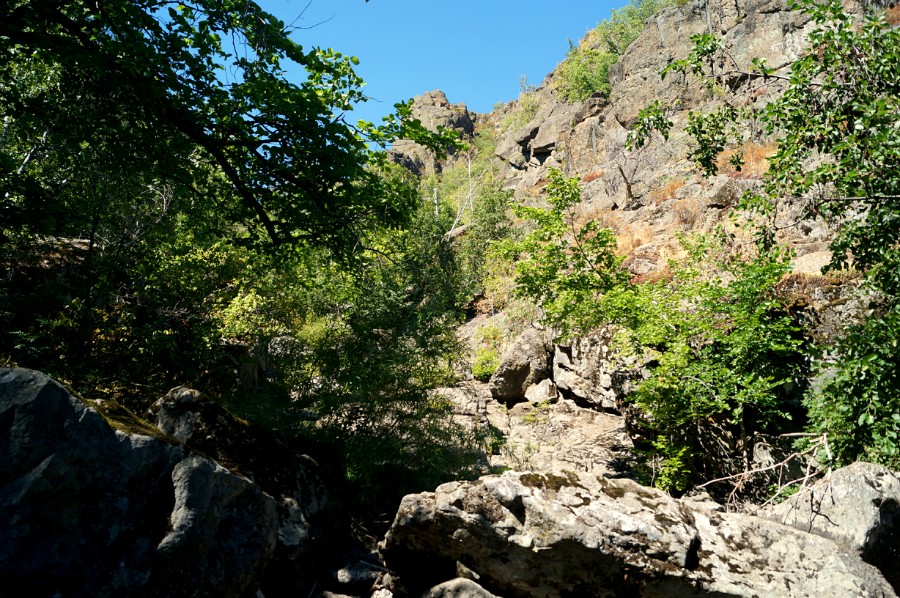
[764,461,900,592]
[381,470,896,598]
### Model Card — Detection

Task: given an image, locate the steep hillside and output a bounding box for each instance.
[397,0,892,279]
[489,0,831,274]
[387,0,898,500]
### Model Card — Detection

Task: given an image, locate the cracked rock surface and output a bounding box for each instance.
[380,470,896,598]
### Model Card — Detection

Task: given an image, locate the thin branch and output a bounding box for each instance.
[696,433,827,489]
[15,129,49,176]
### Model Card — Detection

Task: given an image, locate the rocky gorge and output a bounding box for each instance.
[2,0,899,595]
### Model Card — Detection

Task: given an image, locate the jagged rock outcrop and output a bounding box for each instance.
[389,90,475,175]
[477,323,644,411]
[150,387,328,595]
[553,328,646,411]
[380,469,897,598]
[0,368,277,597]
[763,461,900,592]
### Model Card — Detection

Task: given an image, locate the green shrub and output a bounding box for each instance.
[505,168,807,493]
[604,232,807,492]
[500,79,540,131]
[627,0,900,477]
[805,308,900,470]
[473,347,501,382]
[556,0,674,102]
[497,168,627,339]
[557,46,618,101]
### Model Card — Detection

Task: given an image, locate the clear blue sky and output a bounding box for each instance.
[258,0,621,124]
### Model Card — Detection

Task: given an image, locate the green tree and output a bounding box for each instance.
[0,0,455,251]
[216,195,479,505]
[498,168,627,338]
[604,234,806,492]
[768,0,900,468]
[505,169,806,492]
[423,127,515,297]
[0,1,466,424]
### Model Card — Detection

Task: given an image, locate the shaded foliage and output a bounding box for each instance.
[0,0,477,512]
[0,0,456,250]
[504,168,807,492]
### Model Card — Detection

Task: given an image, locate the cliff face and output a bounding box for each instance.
[399,0,892,277]
[487,0,833,275]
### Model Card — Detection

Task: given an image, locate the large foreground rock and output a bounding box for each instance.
[151,387,328,595]
[764,461,900,592]
[0,368,277,597]
[380,470,895,597]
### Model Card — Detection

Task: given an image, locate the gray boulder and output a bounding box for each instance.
[553,329,642,411]
[421,578,499,598]
[0,368,277,597]
[150,387,328,595]
[380,470,895,597]
[763,461,900,592]
[523,378,558,404]
[439,382,636,477]
[487,328,553,404]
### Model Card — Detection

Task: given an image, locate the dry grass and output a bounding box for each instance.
[581,170,604,184]
[716,141,777,179]
[615,223,653,255]
[775,270,860,302]
[647,178,686,204]
[571,203,620,232]
[631,265,675,285]
[887,4,900,26]
[671,197,702,230]
[616,234,642,255]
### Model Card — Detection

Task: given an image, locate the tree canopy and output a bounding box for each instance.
[0,0,452,252]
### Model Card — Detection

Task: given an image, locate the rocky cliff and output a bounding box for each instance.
[393,0,897,278]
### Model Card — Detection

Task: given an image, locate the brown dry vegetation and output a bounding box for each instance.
[630,265,675,285]
[582,170,604,183]
[671,197,702,230]
[775,270,860,302]
[571,202,620,233]
[716,141,777,179]
[647,178,686,204]
[615,222,655,255]
[887,4,900,25]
